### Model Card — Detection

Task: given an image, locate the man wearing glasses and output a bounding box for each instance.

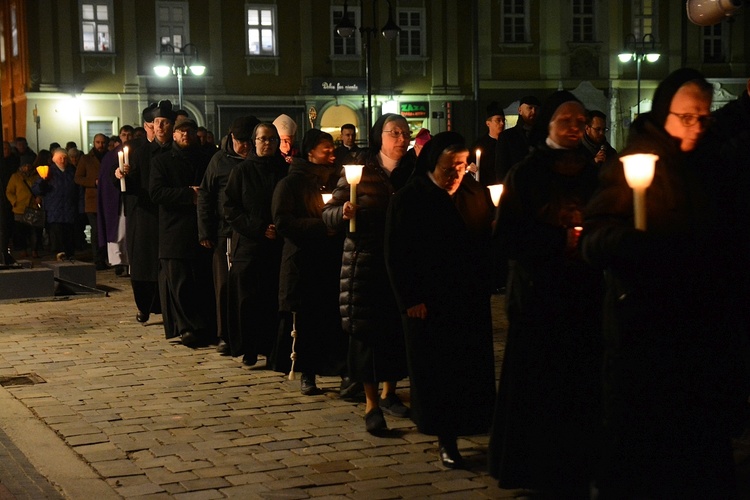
[582,109,616,165]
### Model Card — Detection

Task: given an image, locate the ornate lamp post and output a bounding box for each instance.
[618,34,660,115]
[153,43,206,110]
[335,0,401,139]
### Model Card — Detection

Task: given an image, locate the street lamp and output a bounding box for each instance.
[618,34,660,115]
[153,43,205,110]
[335,0,401,139]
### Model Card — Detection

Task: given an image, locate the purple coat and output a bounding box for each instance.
[97,147,123,243]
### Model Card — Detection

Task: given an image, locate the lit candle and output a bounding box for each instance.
[321,193,333,204]
[117,151,126,192]
[475,149,481,183]
[344,164,364,233]
[36,165,49,179]
[487,184,504,207]
[621,153,658,230]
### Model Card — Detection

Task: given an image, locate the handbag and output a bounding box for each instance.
[21,179,45,227]
[22,205,45,227]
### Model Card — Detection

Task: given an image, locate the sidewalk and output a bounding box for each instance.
[0,268,517,499]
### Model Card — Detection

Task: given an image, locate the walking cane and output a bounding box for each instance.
[226,236,232,270]
[288,311,298,381]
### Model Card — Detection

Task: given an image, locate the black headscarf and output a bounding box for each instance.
[529,90,582,147]
[417,131,466,173]
[649,67,709,127]
[301,129,333,158]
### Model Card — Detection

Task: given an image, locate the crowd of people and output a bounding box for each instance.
[1,67,749,496]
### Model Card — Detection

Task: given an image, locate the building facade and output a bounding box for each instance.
[1,0,748,152]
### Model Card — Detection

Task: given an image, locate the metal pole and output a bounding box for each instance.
[365,29,372,136]
[636,53,642,116]
[176,68,184,110]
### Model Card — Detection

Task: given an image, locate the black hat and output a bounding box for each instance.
[302,129,333,157]
[486,101,505,119]
[141,102,158,123]
[230,116,260,141]
[519,95,541,107]
[174,118,198,131]
[151,100,176,121]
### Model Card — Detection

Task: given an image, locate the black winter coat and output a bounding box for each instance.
[197,140,245,242]
[150,143,208,259]
[322,151,410,340]
[223,153,288,263]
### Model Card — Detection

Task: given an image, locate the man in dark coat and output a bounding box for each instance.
[150,119,214,347]
[198,115,259,354]
[386,132,496,468]
[495,95,540,181]
[75,133,108,269]
[470,101,504,186]
[333,123,359,170]
[581,109,616,166]
[117,100,174,323]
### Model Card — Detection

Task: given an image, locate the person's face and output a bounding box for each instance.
[585,117,607,145]
[380,118,410,161]
[279,135,294,155]
[548,101,586,149]
[173,127,196,148]
[52,151,68,169]
[119,129,133,144]
[664,83,712,152]
[68,152,79,165]
[196,130,207,145]
[340,128,356,147]
[16,140,27,153]
[232,134,252,159]
[153,117,173,143]
[486,115,505,138]
[432,149,468,195]
[518,103,538,126]
[253,126,278,158]
[308,139,335,165]
[93,135,108,153]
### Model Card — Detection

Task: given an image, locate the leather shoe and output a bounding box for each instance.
[216,340,231,356]
[339,376,364,401]
[439,446,464,469]
[136,311,149,323]
[379,393,410,418]
[300,373,321,396]
[365,407,387,435]
[180,331,200,348]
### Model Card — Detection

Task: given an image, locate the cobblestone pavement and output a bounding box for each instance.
[0,267,519,499]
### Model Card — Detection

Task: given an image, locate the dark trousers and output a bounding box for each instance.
[131,279,161,315]
[212,238,229,341]
[48,222,75,258]
[86,213,106,265]
[158,257,214,341]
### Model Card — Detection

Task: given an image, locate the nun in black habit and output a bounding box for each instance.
[385,131,496,468]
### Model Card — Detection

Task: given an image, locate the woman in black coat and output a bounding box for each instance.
[322,114,414,435]
[385,131,496,468]
[487,91,603,497]
[269,130,347,394]
[224,123,288,366]
[581,68,747,499]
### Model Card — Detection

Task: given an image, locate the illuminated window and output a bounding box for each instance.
[247,4,277,56]
[80,1,113,53]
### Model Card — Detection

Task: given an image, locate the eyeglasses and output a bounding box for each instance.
[590,126,609,133]
[669,112,714,128]
[255,137,278,144]
[382,129,411,140]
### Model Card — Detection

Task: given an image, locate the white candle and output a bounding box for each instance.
[117,151,126,192]
[475,149,481,182]
[344,164,364,233]
[621,153,658,230]
[123,146,129,166]
[487,184,504,207]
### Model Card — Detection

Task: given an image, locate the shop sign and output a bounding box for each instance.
[310,78,366,95]
[400,102,429,118]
